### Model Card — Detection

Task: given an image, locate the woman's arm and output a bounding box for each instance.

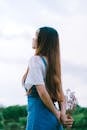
[36,85,60,120]
[59,97,66,115]
[22,67,29,86]
[59,97,74,128]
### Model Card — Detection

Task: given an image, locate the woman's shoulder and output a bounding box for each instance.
[30,55,40,60]
[28,55,42,67]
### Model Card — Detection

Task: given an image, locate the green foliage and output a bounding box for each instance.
[7,122,20,130]
[0,107,4,113]
[0,113,3,121]
[19,117,27,128]
[0,122,4,129]
[2,105,27,121]
[0,105,87,130]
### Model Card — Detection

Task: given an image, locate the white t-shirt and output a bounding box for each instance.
[24,55,47,91]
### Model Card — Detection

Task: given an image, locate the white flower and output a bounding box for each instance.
[65,89,78,114]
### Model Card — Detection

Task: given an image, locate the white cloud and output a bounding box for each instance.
[38,0,87,16]
[60,15,87,66]
[0,63,27,106]
[0,0,8,10]
[62,73,87,107]
[0,19,35,37]
[0,39,34,64]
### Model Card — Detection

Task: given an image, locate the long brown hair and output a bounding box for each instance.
[35,27,64,102]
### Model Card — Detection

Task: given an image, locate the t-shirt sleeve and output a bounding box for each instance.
[24,56,45,90]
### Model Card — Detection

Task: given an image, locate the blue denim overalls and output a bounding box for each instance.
[26,56,63,130]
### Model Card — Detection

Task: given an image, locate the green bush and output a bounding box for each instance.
[0,114,3,122]
[7,122,20,130]
[0,122,4,129]
[2,105,27,121]
[19,117,26,128]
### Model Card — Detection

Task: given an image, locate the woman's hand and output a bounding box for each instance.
[60,113,74,128]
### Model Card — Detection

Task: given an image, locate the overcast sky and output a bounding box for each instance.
[0,0,87,107]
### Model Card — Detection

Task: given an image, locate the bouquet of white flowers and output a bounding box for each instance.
[65,89,78,115]
[62,89,78,129]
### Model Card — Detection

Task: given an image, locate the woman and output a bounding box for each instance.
[22,27,73,130]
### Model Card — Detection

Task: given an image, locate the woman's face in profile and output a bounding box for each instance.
[32,30,39,49]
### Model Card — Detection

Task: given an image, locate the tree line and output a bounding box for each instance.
[0,105,87,130]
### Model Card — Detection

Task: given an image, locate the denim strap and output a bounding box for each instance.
[41,56,47,68]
